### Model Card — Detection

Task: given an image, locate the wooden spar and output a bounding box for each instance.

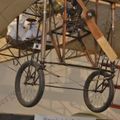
[49,0,62,62]
[41,0,47,62]
[62,0,67,61]
[95,0,99,23]
[77,0,118,62]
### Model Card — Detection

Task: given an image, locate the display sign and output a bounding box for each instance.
[35,115,96,120]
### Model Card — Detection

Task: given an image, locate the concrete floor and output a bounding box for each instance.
[0,50,119,120]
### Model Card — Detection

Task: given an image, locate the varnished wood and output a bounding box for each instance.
[77,0,117,62]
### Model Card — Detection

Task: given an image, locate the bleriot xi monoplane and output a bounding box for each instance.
[0,0,120,113]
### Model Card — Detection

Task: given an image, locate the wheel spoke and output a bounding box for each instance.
[84,71,114,112]
[15,61,45,107]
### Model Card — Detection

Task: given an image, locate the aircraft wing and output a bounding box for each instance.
[0,0,37,34]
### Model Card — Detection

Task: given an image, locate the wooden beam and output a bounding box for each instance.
[77,0,117,62]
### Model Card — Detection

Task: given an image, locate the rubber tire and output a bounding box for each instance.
[15,61,45,107]
[83,70,114,112]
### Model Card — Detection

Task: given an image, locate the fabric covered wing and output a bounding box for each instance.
[0,0,36,34]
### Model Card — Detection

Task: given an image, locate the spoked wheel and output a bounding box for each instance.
[83,70,114,112]
[15,61,45,107]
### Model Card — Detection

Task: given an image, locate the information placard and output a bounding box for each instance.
[35,115,96,120]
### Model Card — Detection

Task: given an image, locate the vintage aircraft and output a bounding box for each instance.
[0,0,120,113]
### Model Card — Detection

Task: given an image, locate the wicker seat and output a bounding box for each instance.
[5,35,53,51]
[5,35,34,50]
